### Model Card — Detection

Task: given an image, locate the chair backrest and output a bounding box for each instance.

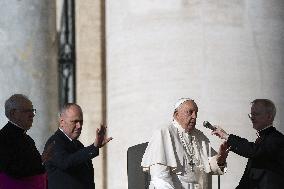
[127,142,150,189]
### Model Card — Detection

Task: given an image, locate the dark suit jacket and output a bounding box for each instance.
[0,122,45,178]
[44,129,99,189]
[228,126,284,189]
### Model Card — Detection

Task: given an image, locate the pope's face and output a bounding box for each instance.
[174,100,198,133]
[60,105,83,140]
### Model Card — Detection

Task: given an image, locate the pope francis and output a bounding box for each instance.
[141,98,229,189]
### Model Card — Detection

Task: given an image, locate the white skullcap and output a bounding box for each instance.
[174,98,193,111]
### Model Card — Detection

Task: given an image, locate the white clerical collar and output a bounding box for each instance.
[9,121,26,132]
[59,127,73,141]
[257,124,273,133]
[172,119,185,132]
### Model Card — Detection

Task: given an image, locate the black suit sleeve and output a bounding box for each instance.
[227,134,283,159]
[45,138,99,171]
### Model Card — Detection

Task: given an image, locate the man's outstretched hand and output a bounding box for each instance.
[212,126,229,140]
[94,124,113,148]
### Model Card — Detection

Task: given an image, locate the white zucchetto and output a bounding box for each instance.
[174,98,193,111]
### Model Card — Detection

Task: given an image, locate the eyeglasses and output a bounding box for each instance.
[16,109,37,115]
[248,112,264,119]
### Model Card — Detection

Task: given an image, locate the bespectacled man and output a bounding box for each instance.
[212,99,284,189]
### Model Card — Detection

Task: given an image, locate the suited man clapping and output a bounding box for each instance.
[43,103,112,189]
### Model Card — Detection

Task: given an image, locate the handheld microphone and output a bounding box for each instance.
[203,121,217,131]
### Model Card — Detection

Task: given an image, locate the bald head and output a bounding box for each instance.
[59,103,83,140]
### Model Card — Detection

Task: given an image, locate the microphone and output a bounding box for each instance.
[203,121,217,131]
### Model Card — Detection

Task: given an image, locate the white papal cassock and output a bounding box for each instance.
[141,120,226,189]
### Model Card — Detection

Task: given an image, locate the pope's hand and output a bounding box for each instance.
[217,141,229,166]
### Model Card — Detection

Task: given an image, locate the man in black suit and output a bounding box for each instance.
[0,94,46,188]
[212,99,284,189]
[43,103,112,189]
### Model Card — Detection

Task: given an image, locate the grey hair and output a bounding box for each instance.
[5,94,31,118]
[59,103,81,117]
[251,99,276,119]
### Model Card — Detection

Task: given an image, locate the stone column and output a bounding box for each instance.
[76,0,106,189]
[106,0,284,189]
[0,0,58,151]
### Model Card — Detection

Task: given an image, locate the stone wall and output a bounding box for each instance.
[0,0,58,151]
[106,0,284,188]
